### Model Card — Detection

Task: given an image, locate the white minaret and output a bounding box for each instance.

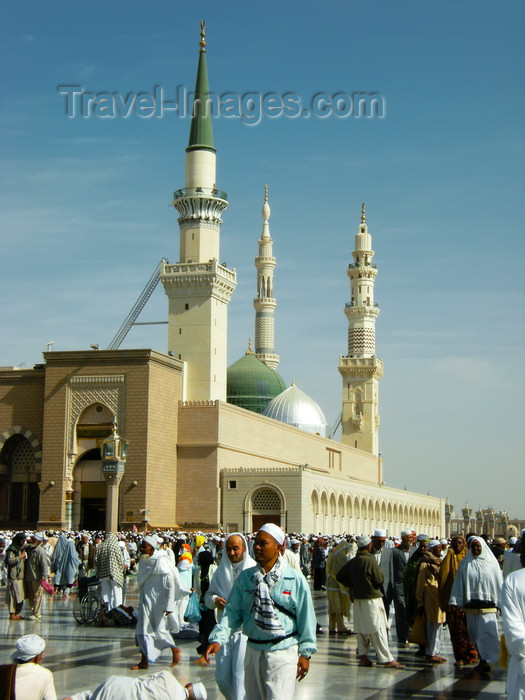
[338,204,383,455]
[253,185,279,370]
[161,22,236,401]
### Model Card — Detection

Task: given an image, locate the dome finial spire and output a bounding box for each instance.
[247,337,253,354]
[199,20,206,51]
[361,202,366,224]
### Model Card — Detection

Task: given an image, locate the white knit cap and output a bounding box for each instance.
[429,539,441,548]
[12,634,46,662]
[357,535,372,548]
[373,529,387,538]
[258,523,285,545]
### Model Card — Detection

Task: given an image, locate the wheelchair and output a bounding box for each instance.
[73,575,101,625]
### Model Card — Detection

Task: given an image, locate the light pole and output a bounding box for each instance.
[99,422,129,533]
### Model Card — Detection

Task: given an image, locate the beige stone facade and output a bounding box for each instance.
[0,350,183,531]
[0,356,446,534]
[176,399,443,534]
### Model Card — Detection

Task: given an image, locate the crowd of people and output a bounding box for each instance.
[1,525,524,700]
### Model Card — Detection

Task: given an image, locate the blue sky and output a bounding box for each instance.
[2,1,524,519]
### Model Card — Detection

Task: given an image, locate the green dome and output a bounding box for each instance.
[227,352,286,414]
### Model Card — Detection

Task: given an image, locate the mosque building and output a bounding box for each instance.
[0,24,445,535]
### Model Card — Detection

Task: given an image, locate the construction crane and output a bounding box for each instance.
[107,258,168,350]
[331,412,342,438]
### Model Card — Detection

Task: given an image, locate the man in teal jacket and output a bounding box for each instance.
[205,523,317,700]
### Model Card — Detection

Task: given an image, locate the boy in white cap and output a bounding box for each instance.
[7,634,57,700]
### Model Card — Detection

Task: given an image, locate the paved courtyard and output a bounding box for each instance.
[0,580,508,699]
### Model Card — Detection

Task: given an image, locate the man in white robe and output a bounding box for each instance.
[131,536,191,670]
[204,532,255,700]
[501,552,525,699]
[64,671,206,700]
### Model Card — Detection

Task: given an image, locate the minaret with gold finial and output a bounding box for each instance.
[338,204,383,455]
[254,185,279,370]
[161,22,237,401]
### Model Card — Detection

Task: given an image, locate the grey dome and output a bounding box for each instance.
[263,383,328,437]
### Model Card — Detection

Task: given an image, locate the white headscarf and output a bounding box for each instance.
[449,536,503,608]
[208,533,255,600]
[137,548,177,589]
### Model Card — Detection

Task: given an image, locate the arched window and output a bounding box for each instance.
[252,488,281,511]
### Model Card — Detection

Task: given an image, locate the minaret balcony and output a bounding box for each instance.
[345,301,379,308]
[173,188,229,225]
[173,186,228,201]
[338,355,384,379]
[162,259,236,283]
[254,297,277,308]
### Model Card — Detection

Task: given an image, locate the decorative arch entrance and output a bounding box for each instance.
[0,428,42,527]
[245,485,286,532]
[71,402,115,530]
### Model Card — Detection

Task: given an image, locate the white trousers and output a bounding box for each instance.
[244,644,298,700]
[354,599,393,664]
[100,577,123,610]
[357,631,394,664]
[215,631,247,700]
[425,621,443,657]
[466,612,499,664]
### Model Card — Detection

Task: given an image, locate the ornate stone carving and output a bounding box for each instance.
[66,375,125,480]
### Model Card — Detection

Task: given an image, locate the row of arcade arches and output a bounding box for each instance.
[311,489,441,535]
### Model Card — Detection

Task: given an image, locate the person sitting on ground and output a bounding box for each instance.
[96,604,137,627]
[63,670,206,700]
[0,633,57,700]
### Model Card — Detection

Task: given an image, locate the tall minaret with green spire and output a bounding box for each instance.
[161,21,237,401]
[338,204,383,455]
[254,185,279,370]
